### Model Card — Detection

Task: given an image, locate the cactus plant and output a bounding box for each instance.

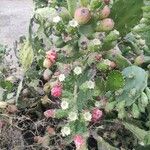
[0,0,149,149]
[115,66,148,106]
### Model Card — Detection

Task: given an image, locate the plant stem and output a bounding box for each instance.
[74,82,78,111]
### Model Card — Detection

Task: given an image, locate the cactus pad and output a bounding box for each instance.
[106,70,125,91]
[116,66,148,106]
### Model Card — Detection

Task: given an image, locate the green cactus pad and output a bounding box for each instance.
[116,66,148,106]
[106,70,125,91]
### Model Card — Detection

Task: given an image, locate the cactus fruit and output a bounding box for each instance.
[96,59,115,71]
[44,109,55,118]
[58,7,71,22]
[106,49,131,69]
[131,103,140,118]
[100,5,111,19]
[51,84,62,97]
[134,55,150,66]
[116,66,148,106]
[74,7,91,25]
[145,87,150,101]
[73,135,86,149]
[96,18,114,32]
[140,92,149,107]
[43,58,53,68]
[103,0,110,5]
[91,108,103,122]
[25,0,150,148]
[43,69,52,80]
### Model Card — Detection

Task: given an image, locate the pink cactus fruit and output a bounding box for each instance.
[73,135,85,149]
[74,7,91,25]
[44,109,55,118]
[46,50,57,63]
[51,84,62,97]
[92,108,103,122]
[101,18,114,31]
[100,5,111,19]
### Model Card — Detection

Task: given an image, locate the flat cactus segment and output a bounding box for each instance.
[116,66,148,106]
[106,70,125,91]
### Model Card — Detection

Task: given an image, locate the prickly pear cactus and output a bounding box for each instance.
[30,0,122,149]
[116,66,148,106]
[10,0,150,149]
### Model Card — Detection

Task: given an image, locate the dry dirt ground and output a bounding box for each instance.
[0,0,34,47]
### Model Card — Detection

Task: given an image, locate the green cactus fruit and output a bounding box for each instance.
[96,18,114,32]
[43,82,51,93]
[138,98,145,113]
[140,92,149,107]
[132,24,150,33]
[144,134,150,145]
[140,18,150,24]
[143,12,150,19]
[104,30,120,43]
[105,101,117,112]
[142,6,150,12]
[115,100,126,110]
[134,55,150,66]
[145,87,150,101]
[131,103,140,118]
[74,7,91,25]
[118,108,126,119]
[96,59,113,71]
[88,39,102,51]
[58,7,71,22]
[106,70,125,91]
[106,49,131,69]
[116,66,148,106]
[102,30,120,50]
